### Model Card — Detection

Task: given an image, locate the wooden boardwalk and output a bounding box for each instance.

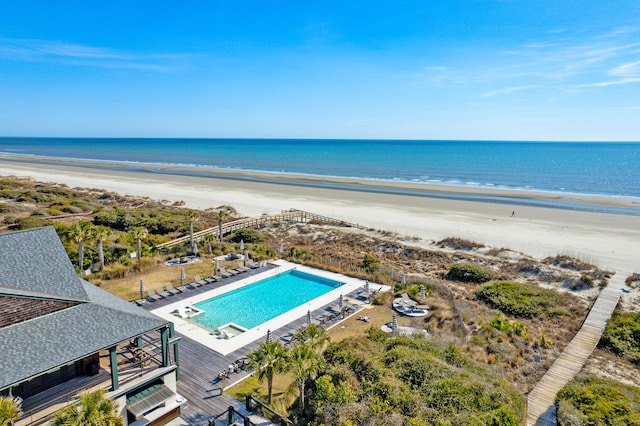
[156,209,364,250]
[526,270,629,425]
[139,265,364,425]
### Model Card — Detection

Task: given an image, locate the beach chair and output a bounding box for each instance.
[194,275,208,286]
[134,298,147,306]
[175,282,188,292]
[146,288,163,301]
[157,286,171,298]
[166,283,181,295]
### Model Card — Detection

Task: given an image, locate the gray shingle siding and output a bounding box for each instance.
[0,227,88,301]
[0,227,170,390]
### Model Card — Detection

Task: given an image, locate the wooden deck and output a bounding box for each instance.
[526,270,629,425]
[156,209,364,250]
[139,264,364,425]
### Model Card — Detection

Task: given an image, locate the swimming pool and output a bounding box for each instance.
[190,270,344,332]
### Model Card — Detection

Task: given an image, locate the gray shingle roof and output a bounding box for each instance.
[0,227,88,301]
[0,227,169,390]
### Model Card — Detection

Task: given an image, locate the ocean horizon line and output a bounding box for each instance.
[2,136,640,144]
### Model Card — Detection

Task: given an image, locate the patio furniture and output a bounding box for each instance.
[146,288,163,301]
[165,283,181,295]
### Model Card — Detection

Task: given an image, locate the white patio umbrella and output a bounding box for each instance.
[192,242,198,256]
[214,259,219,274]
[392,313,398,330]
[139,279,145,299]
[244,249,249,260]
[420,285,426,299]
[278,242,283,255]
[180,267,186,286]
[365,281,370,295]
[240,239,244,250]
[338,294,344,309]
[401,272,406,285]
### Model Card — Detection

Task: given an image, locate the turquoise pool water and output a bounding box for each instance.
[191,270,344,331]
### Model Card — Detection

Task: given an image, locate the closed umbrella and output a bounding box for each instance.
[266,329,272,343]
[244,249,249,261]
[192,242,198,256]
[392,313,398,330]
[180,267,186,286]
[278,242,283,255]
[139,279,145,299]
[307,310,312,325]
[420,285,425,299]
[401,272,406,285]
[214,259,219,274]
[240,239,244,250]
[338,294,344,309]
[365,281,370,295]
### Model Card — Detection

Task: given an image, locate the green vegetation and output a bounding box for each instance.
[556,376,640,426]
[361,253,380,273]
[229,228,263,244]
[0,396,22,426]
[446,262,493,283]
[488,313,528,338]
[248,341,289,405]
[599,311,640,364]
[93,207,192,234]
[308,334,525,425]
[476,281,569,318]
[52,389,123,426]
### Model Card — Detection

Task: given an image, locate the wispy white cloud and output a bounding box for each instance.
[576,60,640,87]
[480,85,535,98]
[0,37,185,71]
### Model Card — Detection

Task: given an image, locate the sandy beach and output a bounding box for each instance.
[1,154,639,272]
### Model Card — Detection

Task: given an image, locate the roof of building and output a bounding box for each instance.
[0,227,168,390]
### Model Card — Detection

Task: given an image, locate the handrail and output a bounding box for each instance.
[157,209,365,250]
[246,395,294,425]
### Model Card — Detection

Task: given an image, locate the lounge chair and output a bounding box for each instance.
[166,283,181,295]
[135,298,147,306]
[188,280,202,289]
[157,286,171,298]
[147,288,163,301]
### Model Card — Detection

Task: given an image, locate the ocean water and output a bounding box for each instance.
[1,137,639,198]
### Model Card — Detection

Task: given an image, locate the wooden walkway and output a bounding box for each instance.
[139,265,364,425]
[526,270,629,425]
[156,209,364,250]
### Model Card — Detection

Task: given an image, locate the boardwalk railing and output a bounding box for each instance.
[157,209,364,250]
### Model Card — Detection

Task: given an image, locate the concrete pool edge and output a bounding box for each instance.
[150,260,389,355]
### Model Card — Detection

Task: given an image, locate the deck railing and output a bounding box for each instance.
[156,209,364,250]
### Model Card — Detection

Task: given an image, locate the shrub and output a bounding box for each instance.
[446,263,493,283]
[361,253,380,273]
[599,311,640,364]
[556,376,640,425]
[476,281,567,318]
[229,228,263,244]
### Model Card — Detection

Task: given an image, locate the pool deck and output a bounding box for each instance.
[138,260,388,425]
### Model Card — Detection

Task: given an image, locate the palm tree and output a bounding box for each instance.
[93,225,112,271]
[68,221,94,270]
[287,342,324,413]
[0,395,22,426]
[294,324,330,354]
[214,210,228,242]
[247,340,288,405]
[129,226,148,261]
[52,389,123,426]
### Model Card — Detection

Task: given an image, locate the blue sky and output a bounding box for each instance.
[1,1,639,140]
